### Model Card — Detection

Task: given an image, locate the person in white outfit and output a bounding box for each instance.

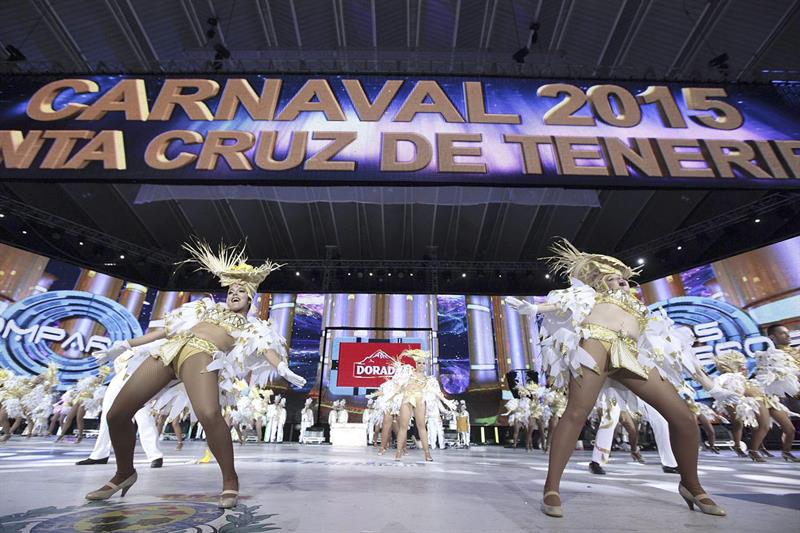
[273,397,287,442]
[265,395,281,443]
[77,348,164,468]
[426,399,446,450]
[337,399,349,423]
[299,398,315,443]
[362,399,375,445]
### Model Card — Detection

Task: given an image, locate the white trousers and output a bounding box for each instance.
[426,418,445,449]
[591,400,677,467]
[89,373,163,461]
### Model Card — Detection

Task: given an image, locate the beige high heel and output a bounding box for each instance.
[541,491,563,518]
[85,471,138,501]
[678,484,726,516]
[218,490,239,509]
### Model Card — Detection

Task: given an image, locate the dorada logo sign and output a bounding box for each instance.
[354,349,398,378]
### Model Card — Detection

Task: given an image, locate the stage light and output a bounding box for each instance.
[461,273,467,278]
[409,273,414,277]
[513,22,540,63]
[637,258,645,265]
[347,272,351,276]
[119,254,125,259]
[498,274,503,278]
[369,272,374,277]
[295,271,300,276]
[388,272,392,277]
[21,230,27,235]
[545,274,550,279]
[79,241,84,246]
[677,245,683,250]
[0,213,4,218]
[754,218,761,223]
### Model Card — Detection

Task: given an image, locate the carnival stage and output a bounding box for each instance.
[0,439,796,532]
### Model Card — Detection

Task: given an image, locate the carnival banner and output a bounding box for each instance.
[1,75,799,188]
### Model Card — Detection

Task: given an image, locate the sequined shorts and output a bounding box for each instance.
[582,323,648,379]
[154,331,221,374]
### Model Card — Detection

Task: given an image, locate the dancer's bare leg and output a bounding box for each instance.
[47,412,59,437]
[697,415,716,447]
[615,368,716,505]
[75,405,86,443]
[546,415,561,453]
[512,422,521,448]
[414,403,432,460]
[379,413,393,453]
[396,404,412,458]
[25,417,34,437]
[9,417,23,436]
[748,403,771,452]
[619,412,640,458]
[156,415,166,436]
[0,408,11,441]
[180,354,238,492]
[172,420,184,449]
[525,419,535,450]
[57,404,80,442]
[543,340,609,507]
[537,419,547,451]
[769,409,796,453]
[255,420,263,442]
[103,358,175,488]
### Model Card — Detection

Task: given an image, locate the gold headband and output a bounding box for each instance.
[542,238,640,289]
[400,349,431,364]
[714,351,746,373]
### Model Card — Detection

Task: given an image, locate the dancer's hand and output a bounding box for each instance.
[707,383,739,403]
[277,361,306,387]
[93,340,131,362]
[505,297,538,315]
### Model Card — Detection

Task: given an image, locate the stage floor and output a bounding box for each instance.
[0,438,797,532]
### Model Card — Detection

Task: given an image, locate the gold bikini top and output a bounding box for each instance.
[198,302,248,334]
[595,289,649,328]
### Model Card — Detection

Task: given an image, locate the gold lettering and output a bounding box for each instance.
[343,79,403,121]
[304,131,357,171]
[503,135,552,174]
[0,130,45,168]
[254,131,308,170]
[753,141,789,178]
[276,80,346,121]
[196,131,256,170]
[63,130,126,169]
[464,82,520,124]
[395,81,465,123]
[215,79,282,121]
[40,130,94,169]
[144,130,203,170]
[601,137,661,177]
[436,133,485,173]
[150,79,220,121]
[77,79,148,121]
[381,132,432,171]
[655,138,714,178]
[27,79,99,121]
[703,140,770,178]
[774,140,800,178]
[554,136,609,176]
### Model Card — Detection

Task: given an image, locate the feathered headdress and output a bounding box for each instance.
[524,381,540,395]
[44,363,59,385]
[97,365,112,378]
[542,238,640,289]
[714,351,747,374]
[400,348,432,364]
[179,239,284,299]
[514,383,531,397]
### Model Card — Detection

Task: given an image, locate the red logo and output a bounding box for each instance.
[336,342,420,388]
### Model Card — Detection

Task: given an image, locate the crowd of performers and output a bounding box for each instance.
[0,239,798,517]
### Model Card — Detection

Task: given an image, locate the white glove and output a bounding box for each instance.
[504,297,538,315]
[277,361,306,387]
[93,340,131,363]
[706,383,739,404]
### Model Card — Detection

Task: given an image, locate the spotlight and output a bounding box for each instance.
[347,272,352,276]
[754,218,761,223]
[461,273,467,278]
[295,271,300,276]
[409,273,414,277]
[545,274,550,279]
[0,213,4,218]
[119,254,125,259]
[498,274,503,278]
[637,258,645,265]
[21,230,27,235]
[512,22,540,64]
[369,272,374,277]
[79,241,84,246]
[388,272,392,277]
[677,246,683,250]
[5,44,25,62]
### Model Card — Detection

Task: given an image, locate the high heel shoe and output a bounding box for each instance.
[759,446,775,458]
[218,490,239,509]
[175,441,184,451]
[708,445,720,454]
[782,451,800,462]
[748,450,766,463]
[734,447,748,458]
[631,451,646,464]
[541,491,563,518]
[424,451,433,462]
[678,484,726,516]
[394,450,403,461]
[85,471,138,501]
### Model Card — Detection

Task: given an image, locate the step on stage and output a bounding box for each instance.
[0,439,797,532]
